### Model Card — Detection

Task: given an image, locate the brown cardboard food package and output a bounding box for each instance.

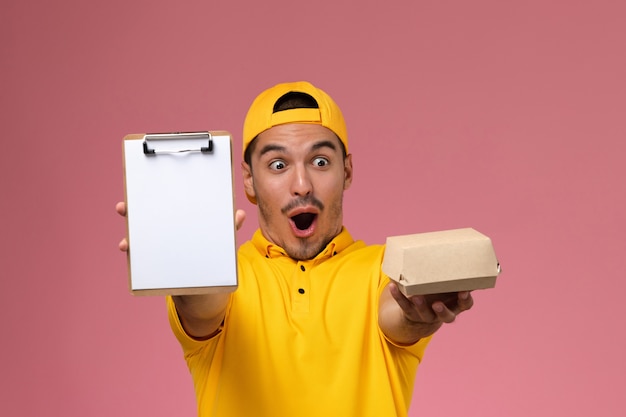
[382,228,501,297]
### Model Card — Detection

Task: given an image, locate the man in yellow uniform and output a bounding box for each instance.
[117,81,474,416]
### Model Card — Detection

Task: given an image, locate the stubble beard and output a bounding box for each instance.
[256,193,344,261]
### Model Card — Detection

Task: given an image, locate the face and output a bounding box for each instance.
[242,123,353,261]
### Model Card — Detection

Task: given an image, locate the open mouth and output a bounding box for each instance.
[291,213,317,231]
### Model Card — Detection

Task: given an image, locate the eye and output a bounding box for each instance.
[312,157,329,167]
[269,160,286,170]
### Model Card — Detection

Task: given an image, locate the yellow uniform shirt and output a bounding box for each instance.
[167,228,431,417]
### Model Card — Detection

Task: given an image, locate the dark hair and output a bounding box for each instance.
[273,92,319,112]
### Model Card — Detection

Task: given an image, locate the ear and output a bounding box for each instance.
[241,161,256,201]
[343,154,353,190]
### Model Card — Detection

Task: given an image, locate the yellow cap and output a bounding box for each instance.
[242,81,348,158]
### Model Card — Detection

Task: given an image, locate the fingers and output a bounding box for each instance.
[456,291,474,313]
[116,202,128,251]
[235,209,246,231]
[115,201,126,217]
[429,291,474,323]
[389,283,437,324]
[390,283,473,326]
[430,301,458,324]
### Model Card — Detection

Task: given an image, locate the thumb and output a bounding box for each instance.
[235,209,246,231]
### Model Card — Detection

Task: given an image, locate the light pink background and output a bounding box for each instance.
[2,1,624,416]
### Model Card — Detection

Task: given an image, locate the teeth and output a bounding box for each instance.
[292,213,315,230]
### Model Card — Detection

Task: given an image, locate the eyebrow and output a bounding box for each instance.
[258,144,286,158]
[311,140,337,152]
[258,140,338,158]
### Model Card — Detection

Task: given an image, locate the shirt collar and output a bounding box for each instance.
[251,228,354,261]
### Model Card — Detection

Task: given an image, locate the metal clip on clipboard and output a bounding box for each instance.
[142,131,214,155]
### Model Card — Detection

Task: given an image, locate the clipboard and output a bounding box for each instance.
[123,131,238,295]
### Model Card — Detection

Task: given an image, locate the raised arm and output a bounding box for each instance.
[378,281,474,345]
[116,201,245,339]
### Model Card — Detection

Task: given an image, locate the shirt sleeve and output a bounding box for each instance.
[166,296,223,358]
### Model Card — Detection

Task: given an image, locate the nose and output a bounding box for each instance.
[290,164,312,197]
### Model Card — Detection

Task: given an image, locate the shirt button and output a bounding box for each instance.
[300,265,306,271]
[298,288,305,294]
